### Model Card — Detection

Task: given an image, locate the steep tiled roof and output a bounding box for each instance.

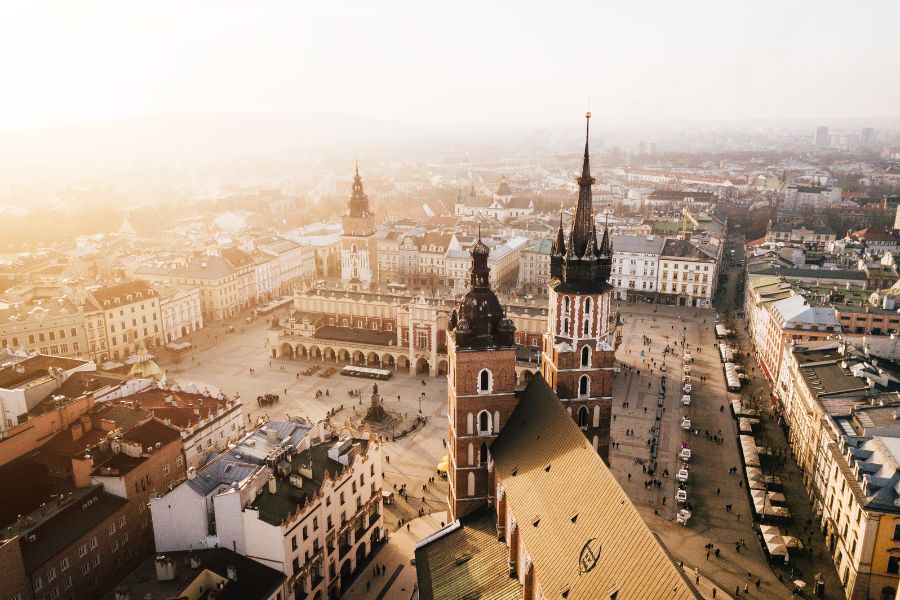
[415,509,522,600]
[489,375,699,599]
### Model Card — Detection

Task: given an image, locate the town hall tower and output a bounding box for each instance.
[341,165,377,290]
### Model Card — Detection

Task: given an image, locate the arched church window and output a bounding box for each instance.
[579,374,589,397]
[578,406,589,427]
[581,346,590,368]
[478,369,492,393]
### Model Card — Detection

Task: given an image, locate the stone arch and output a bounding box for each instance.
[337,348,351,363]
[322,347,336,361]
[308,345,321,360]
[366,351,380,366]
[437,359,448,376]
[381,353,396,368]
[396,355,410,371]
[415,357,430,374]
[353,350,365,365]
[280,342,294,358]
[296,344,308,359]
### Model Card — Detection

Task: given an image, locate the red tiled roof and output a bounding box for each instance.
[122,418,182,449]
[89,280,155,306]
[853,228,898,242]
[116,389,232,429]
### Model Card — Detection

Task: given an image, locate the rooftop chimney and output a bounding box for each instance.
[267,476,277,495]
[154,555,176,581]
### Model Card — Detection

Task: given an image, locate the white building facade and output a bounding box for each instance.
[610,235,665,301]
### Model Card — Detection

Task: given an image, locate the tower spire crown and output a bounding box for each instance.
[571,112,596,257]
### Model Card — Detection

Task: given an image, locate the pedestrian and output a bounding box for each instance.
[744,584,749,594]
[367,581,371,592]
[712,588,717,598]
[716,487,720,496]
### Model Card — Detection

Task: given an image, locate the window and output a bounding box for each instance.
[162,463,170,476]
[63,576,72,590]
[581,346,590,368]
[59,557,69,572]
[889,556,900,575]
[477,410,491,435]
[119,516,126,528]
[89,536,98,550]
[302,525,308,541]
[479,443,488,465]
[91,554,101,566]
[478,369,491,393]
[80,563,90,576]
[578,406,589,428]
[579,375,589,397]
[467,472,475,497]
[46,567,57,582]
[108,523,116,536]
[893,523,900,542]
[78,544,88,557]
[34,578,43,592]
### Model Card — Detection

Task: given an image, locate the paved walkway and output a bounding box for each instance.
[342,511,448,600]
[610,302,812,598]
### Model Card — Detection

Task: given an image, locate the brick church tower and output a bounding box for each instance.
[446,227,517,521]
[341,164,377,290]
[541,112,617,462]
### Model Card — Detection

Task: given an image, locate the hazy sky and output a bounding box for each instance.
[2,0,899,133]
